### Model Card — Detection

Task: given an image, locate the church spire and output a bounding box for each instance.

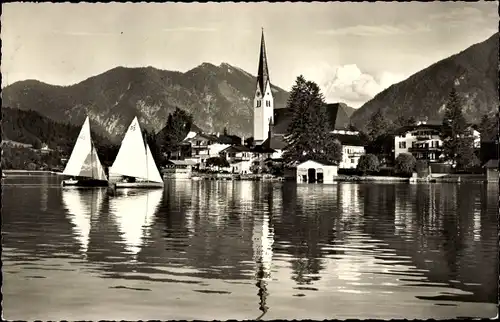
[257,28,270,94]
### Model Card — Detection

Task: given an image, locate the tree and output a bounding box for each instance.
[441,87,468,164]
[394,153,416,176]
[32,139,42,150]
[357,154,380,175]
[366,108,392,142]
[415,160,429,175]
[205,156,229,169]
[456,137,480,171]
[395,115,418,128]
[479,113,499,142]
[282,76,341,165]
[156,108,193,159]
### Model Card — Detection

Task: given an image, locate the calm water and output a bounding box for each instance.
[2,173,498,320]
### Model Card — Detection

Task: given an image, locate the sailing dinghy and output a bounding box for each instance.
[61,117,109,187]
[109,117,164,189]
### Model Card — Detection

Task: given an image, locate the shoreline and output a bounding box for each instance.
[2,170,492,183]
[3,170,62,175]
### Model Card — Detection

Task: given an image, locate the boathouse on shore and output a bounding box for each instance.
[162,159,197,179]
[284,160,338,184]
[483,159,499,182]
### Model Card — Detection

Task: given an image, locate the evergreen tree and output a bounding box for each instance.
[156,107,193,159]
[456,137,480,170]
[366,108,392,142]
[282,76,342,165]
[441,87,467,164]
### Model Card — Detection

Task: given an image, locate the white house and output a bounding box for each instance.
[394,122,481,162]
[219,145,255,174]
[394,122,444,161]
[284,160,338,184]
[330,130,366,169]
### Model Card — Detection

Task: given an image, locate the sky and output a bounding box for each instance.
[2,2,498,108]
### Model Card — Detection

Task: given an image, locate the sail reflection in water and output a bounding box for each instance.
[62,188,106,254]
[109,189,163,257]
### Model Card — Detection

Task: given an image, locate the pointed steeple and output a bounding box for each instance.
[257,28,270,94]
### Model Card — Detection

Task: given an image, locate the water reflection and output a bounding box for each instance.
[2,176,498,320]
[109,189,163,258]
[61,188,105,254]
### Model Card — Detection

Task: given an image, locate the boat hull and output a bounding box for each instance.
[113,181,164,189]
[62,179,110,187]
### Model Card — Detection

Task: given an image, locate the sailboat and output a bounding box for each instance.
[110,189,163,258]
[61,188,105,254]
[61,116,109,187]
[109,117,164,189]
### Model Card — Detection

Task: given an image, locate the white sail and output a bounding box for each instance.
[62,188,105,253]
[145,142,163,183]
[110,116,163,183]
[110,117,148,180]
[110,189,163,256]
[63,116,107,180]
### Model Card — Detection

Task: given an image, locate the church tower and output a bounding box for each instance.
[253,29,274,145]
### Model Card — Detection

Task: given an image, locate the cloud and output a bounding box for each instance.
[50,30,116,37]
[299,64,406,108]
[162,27,217,32]
[317,23,430,37]
[428,7,483,21]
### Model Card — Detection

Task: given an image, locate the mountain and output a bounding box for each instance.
[2,63,289,142]
[1,107,117,162]
[350,33,499,132]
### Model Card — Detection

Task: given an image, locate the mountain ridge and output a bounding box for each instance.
[2,63,290,143]
[350,33,499,131]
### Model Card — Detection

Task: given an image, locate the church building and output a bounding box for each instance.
[253,29,274,145]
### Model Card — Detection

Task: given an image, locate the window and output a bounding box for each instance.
[398,142,406,149]
[196,140,201,146]
[195,150,199,156]
[257,100,262,108]
[266,100,271,107]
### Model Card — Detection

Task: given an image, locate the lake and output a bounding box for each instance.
[2,173,498,320]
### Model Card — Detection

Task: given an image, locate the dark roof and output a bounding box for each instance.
[217,134,242,145]
[252,144,276,154]
[272,103,352,136]
[273,108,293,135]
[262,134,287,150]
[186,132,219,142]
[324,103,351,130]
[221,145,252,153]
[483,159,499,168]
[393,123,443,136]
[298,159,337,166]
[257,29,270,94]
[330,133,366,146]
[190,123,203,133]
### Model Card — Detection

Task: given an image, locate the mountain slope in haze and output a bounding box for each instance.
[2,63,289,142]
[1,107,116,155]
[350,33,499,131]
